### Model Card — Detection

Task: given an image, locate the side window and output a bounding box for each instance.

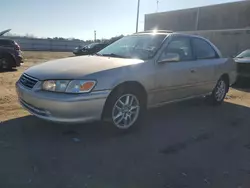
[192,38,217,59]
[0,40,12,46]
[159,37,193,62]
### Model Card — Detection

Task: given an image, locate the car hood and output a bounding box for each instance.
[234,58,250,63]
[25,55,144,80]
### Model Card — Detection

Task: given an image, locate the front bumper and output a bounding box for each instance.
[14,50,23,67]
[237,72,250,78]
[16,81,110,124]
[15,55,23,67]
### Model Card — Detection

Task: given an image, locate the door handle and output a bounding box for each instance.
[190,69,196,73]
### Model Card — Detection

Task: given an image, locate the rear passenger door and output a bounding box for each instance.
[191,37,220,95]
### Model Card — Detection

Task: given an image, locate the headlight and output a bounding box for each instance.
[42,80,96,93]
[42,80,69,92]
[66,80,96,93]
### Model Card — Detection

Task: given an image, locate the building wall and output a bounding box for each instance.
[198,1,250,30]
[144,1,250,57]
[145,1,250,31]
[145,8,198,31]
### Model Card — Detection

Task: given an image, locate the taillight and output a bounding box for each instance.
[14,42,20,50]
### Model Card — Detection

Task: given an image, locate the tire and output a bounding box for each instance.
[208,77,229,105]
[0,56,13,70]
[104,88,146,131]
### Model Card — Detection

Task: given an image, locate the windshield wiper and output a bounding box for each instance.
[99,53,127,58]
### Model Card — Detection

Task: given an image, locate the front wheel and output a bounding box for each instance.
[208,78,228,105]
[105,89,145,130]
[112,94,141,130]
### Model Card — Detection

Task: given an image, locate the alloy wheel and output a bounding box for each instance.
[215,80,226,101]
[112,94,140,129]
[0,58,8,69]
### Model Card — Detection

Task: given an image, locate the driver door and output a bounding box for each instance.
[153,36,198,104]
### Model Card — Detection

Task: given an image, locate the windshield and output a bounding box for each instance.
[98,34,167,60]
[236,49,250,58]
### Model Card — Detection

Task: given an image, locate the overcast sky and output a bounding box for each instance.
[0,0,242,40]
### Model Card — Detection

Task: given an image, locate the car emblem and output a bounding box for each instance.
[21,78,28,85]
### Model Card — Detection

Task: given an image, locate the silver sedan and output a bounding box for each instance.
[16,30,237,130]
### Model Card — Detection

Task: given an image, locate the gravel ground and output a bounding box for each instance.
[1,52,250,188]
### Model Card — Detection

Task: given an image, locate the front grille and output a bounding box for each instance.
[237,63,250,74]
[19,74,38,89]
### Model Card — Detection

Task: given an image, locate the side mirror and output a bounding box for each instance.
[158,53,180,64]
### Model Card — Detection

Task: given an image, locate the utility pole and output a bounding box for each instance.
[195,8,200,30]
[94,30,96,42]
[136,0,140,33]
[156,0,159,12]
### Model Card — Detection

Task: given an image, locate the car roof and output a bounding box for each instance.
[133,31,214,44]
[134,30,208,39]
[87,42,102,46]
[135,30,173,34]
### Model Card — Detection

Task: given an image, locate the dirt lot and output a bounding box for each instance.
[1,52,250,188]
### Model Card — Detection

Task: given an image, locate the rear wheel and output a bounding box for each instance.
[0,56,13,70]
[208,77,228,105]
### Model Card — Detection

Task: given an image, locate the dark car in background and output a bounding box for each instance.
[234,49,250,79]
[73,43,108,56]
[0,29,23,70]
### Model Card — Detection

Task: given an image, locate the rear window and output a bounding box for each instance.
[192,38,218,59]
